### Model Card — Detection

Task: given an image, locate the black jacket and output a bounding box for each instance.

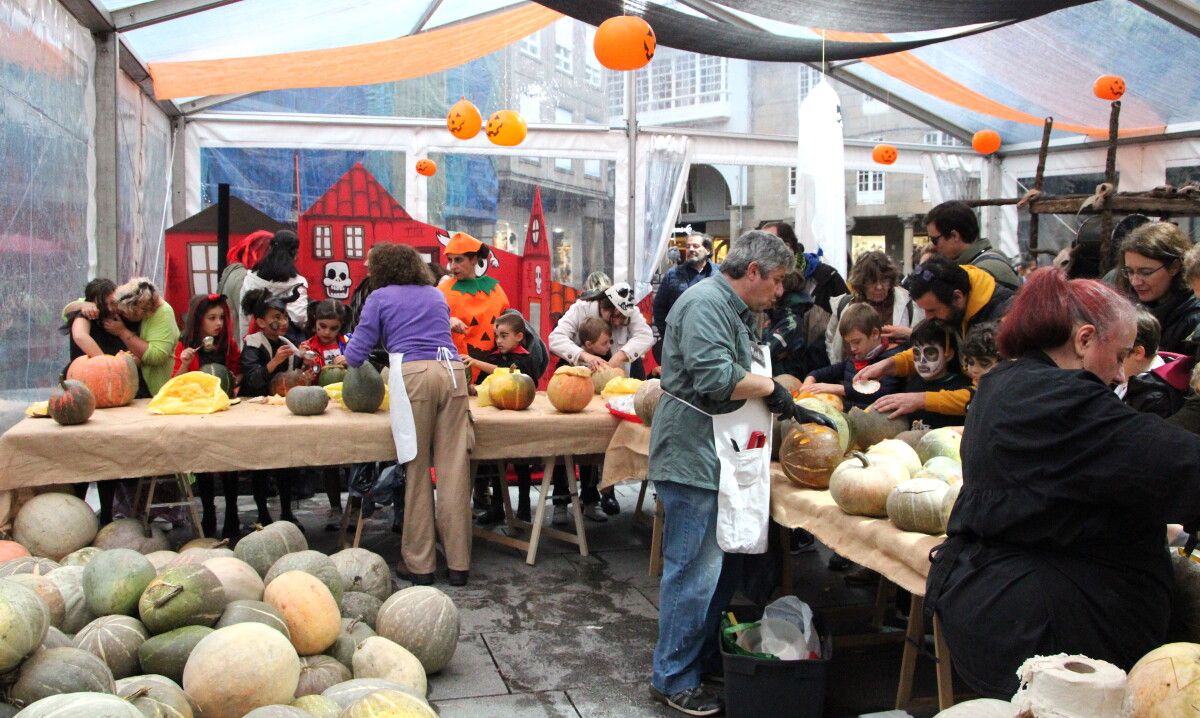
[927,352,1200,698]
[239,333,299,397]
[809,263,849,315]
[1148,288,1200,357]
[1125,370,1186,418]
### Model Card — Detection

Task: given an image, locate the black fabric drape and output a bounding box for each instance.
[710,0,1091,33]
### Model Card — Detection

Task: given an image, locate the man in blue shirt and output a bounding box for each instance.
[653,232,717,362]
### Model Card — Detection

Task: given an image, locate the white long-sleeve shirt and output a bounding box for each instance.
[548,298,654,368]
[238,272,309,336]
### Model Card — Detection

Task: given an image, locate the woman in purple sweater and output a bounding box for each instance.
[344,243,474,587]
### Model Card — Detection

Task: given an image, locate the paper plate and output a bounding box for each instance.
[852,379,881,394]
[606,394,642,424]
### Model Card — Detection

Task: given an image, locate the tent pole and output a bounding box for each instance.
[626,69,638,286]
[1029,117,1054,251]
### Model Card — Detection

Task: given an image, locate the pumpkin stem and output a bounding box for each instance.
[127,687,150,700]
[852,451,870,468]
[154,583,185,607]
[212,538,230,549]
[346,617,361,632]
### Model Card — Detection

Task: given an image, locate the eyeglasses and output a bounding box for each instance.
[927,233,944,244]
[1119,263,1167,280]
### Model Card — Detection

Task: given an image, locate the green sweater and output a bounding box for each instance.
[139,302,180,395]
[956,239,1020,290]
[649,273,758,491]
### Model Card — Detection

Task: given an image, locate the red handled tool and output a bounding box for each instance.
[747,431,767,450]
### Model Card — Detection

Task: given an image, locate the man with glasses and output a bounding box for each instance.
[926,201,1021,291]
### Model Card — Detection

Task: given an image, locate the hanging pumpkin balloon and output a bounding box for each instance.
[872,144,898,165]
[1093,74,1126,101]
[415,159,437,177]
[594,15,656,71]
[972,130,1002,155]
[485,110,528,147]
[446,97,482,140]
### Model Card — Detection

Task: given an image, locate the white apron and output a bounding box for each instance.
[667,346,774,553]
[387,352,417,464]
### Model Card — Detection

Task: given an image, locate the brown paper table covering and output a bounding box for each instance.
[599,420,651,490]
[0,393,620,490]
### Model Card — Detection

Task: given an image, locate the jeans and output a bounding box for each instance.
[652,480,741,695]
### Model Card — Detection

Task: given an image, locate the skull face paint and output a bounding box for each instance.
[913,344,949,381]
[323,261,351,299]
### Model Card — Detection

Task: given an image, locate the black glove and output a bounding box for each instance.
[764,380,794,416]
[792,405,839,432]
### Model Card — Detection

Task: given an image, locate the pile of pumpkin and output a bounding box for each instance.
[774,384,964,536]
[0,492,455,717]
[475,363,655,417]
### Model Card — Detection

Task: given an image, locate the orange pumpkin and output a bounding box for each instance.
[779,423,844,489]
[971,129,1001,155]
[1093,74,1126,101]
[547,367,593,413]
[66,351,139,408]
[415,159,437,177]
[872,144,897,165]
[269,370,312,397]
[489,370,535,411]
[795,391,844,412]
[485,110,527,147]
[594,15,656,71]
[446,97,482,140]
[0,541,30,562]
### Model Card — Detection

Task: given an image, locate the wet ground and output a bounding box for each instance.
[170,479,951,717]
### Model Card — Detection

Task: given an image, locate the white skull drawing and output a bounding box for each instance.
[534,265,543,295]
[323,261,351,299]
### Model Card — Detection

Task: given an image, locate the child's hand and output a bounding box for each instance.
[179,347,197,366]
[808,382,841,395]
[871,392,925,418]
[79,301,99,320]
[333,355,347,367]
[801,376,817,388]
[450,318,468,334]
[579,352,609,371]
[101,316,130,339]
[882,325,911,342]
[298,340,311,353]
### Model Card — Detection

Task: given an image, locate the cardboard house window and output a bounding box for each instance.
[189,243,218,295]
[314,224,333,259]
[344,226,365,259]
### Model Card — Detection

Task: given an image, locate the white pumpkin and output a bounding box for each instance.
[887,479,951,534]
[915,456,963,487]
[14,493,99,560]
[351,636,427,697]
[829,452,909,518]
[867,438,921,477]
[374,586,459,674]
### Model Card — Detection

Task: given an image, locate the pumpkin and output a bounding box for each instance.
[199,363,233,397]
[414,159,437,177]
[14,693,141,718]
[914,456,963,487]
[867,438,921,476]
[263,570,340,656]
[351,636,427,697]
[375,586,459,674]
[48,380,96,426]
[83,548,156,617]
[73,615,149,678]
[779,424,845,490]
[235,522,308,577]
[546,366,593,413]
[137,565,226,634]
[488,369,536,411]
[94,519,170,555]
[895,428,929,450]
[286,386,330,416]
[633,378,663,426]
[265,551,345,605]
[15,493,99,561]
[1125,642,1200,717]
[342,364,385,413]
[941,482,961,531]
[341,689,437,718]
[215,599,292,639]
[321,678,426,709]
[329,549,392,603]
[971,129,1002,155]
[591,366,626,395]
[182,623,301,718]
[6,574,65,630]
[38,625,72,652]
[145,551,178,573]
[46,565,97,633]
[774,374,805,395]
[594,14,655,71]
[116,675,195,718]
[795,397,851,452]
[872,144,898,165]
[1093,74,1126,101]
[0,541,30,563]
[137,625,213,684]
[446,97,482,140]
[243,707,309,718]
[795,391,844,413]
[317,365,346,387]
[846,407,908,450]
[10,646,116,705]
[484,109,527,147]
[0,579,49,672]
[341,592,382,628]
[296,655,352,697]
[270,370,311,398]
[325,618,375,668]
[916,427,962,464]
[202,557,264,603]
[829,452,909,518]
[66,351,138,408]
[887,479,951,534]
[60,547,101,567]
[173,547,234,566]
[291,695,341,718]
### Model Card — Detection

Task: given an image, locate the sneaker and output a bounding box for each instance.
[789,529,816,554]
[552,505,569,526]
[601,493,621,516]
[649,684,723,717]
[582,503,608,522]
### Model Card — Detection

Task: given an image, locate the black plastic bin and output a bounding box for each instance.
[721,610,831,718]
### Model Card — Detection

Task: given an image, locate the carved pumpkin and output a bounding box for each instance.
[795,397,850,453]
[594,15,655,71]
[1093,74,1126,101]
[66,351,138,408]
[871,144,897,165]
[774,374,804,395]
[415,159,437,177]
[795,391,843,412]
[971,129,1001,155]
[446,97,482,140]
[484,110,527,147]
[269,370,312,397]
[829,452,909,518]
[49,380,96,426]
[547,366,593,413]
[488,369,535,411]
[779,423,844,489]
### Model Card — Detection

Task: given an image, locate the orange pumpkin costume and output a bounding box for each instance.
[439,233,511,381]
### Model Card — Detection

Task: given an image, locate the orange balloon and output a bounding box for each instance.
[1093,74,1126,101]
[485,110,527,147]
[415,159,437,177]
[446,97,482,140]
[972,130,1002,155]
[594,15,656,71]
[872,144,898,165]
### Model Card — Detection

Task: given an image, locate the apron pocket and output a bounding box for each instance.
[732,447,767,487]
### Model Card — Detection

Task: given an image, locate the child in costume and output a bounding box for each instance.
[438,232,510,382]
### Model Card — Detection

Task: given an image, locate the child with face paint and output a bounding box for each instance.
[239,287,314,397]
[899,319,974,429]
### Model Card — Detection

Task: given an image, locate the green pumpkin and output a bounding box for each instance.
[317,365,347,387]
[9,647,116,705]
[342,364,385,413]
[215,599,292,639]
[83,548,156,617]
[286,386,331,416]
[12,693,140,718]
[375,586,459,674]
[234,522,308,577]
[0,579,50,673]
[137,624,213,683]
[137,565,226,634]
[199,363,233,397]
[846,407,909,451]
[72,615,149,679]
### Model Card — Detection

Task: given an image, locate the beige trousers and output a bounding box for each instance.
[400,359,474,573]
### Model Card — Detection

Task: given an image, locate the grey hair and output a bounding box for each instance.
[721,230,795,279]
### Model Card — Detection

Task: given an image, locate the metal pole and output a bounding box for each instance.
[626,69,638,286]
[216,184,230,279]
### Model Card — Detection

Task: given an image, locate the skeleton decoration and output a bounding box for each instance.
[534,265,543,295]
[604,282,637,318]
[323,261,351,299]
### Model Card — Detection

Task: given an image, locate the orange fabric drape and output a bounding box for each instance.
[150,4,563,101]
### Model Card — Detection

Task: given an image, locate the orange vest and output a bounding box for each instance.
[439,276,510,379]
